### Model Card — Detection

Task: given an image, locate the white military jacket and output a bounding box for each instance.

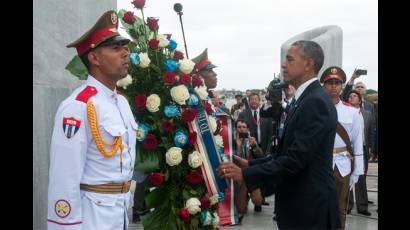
[47,76,139,229]
[332,101,364,178]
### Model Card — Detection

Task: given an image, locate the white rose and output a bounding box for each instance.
[170,85,190,105]
[188,151,203,168]
[157,34,170,48]
[209,194,219,205]
[208,116,217,133]
[116,74,133,89]
[214,135,223,148]
[139,52,151,68]
[146,94,161,112]
[186,197,201,215]
[194,86,208,100]
[178,58,195,74]
[165,147,183,166]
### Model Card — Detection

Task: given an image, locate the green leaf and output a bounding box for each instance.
[145,187,168,208]
[135,149,160,173]
[65,56,88,80]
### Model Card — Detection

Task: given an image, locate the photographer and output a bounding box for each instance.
[233,119,264,222]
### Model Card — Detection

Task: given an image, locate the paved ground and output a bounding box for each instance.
[129,163,378,230]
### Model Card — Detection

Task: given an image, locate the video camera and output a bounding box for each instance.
[265,77,287,102]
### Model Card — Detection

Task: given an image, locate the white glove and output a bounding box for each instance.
[349,174,359,190]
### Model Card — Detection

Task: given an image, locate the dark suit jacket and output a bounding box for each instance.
[243,80,340,229]
[238,109,273,154]
[242,97,250,110]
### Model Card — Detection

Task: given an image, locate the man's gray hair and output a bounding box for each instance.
[354,81,367,89]
[291,40,324,74]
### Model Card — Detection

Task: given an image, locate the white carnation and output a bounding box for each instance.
[139,52,151,68]
[209,116,217,133]
[186,197,201,215]
[214,135,223,148]
[178,58,195,74]
[212,212,219,228]
[188,151,203,168]
[209,194,219,205]
[116,74,133,89]
[157,34,170,48]
[194,86,208,100]
[146,94,161,113]
[170,85,190,105]
[165,147,183,166]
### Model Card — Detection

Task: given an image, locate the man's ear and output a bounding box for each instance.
[305,58,314,72]
[88,51,100,67]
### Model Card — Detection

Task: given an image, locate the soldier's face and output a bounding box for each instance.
[323,79,342,98]
[201,69,217,89]
[92,43,130,80]
[282,45,310,85]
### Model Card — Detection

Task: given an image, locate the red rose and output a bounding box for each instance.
[149,173,164,187]
[163,72,176,85]
[135,95,147,110]
[188,131,197,145]
[132,0,145,9]
[186,170,203,185]
[162,120,173,133]
[142,133,158,150]
[147,17,159,31]
[200,196,211,209]
[203,102,214,115]
[179,73,191,86]
[173,50,184,60]
[148,39,159,49]
[178,208,190,221]
[181,108,197,123]
[192,75,203,87]
[122,11,136,24]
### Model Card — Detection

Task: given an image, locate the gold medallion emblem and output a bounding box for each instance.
[331,68,338,74]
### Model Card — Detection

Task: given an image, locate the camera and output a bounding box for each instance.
[266,77,286,102]
[355,69,367,76]
[238,132,249,139]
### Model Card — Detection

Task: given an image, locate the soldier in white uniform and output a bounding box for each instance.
[321,66,364,230]
[47,10,141,230]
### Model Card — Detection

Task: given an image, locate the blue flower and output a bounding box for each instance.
[168,39,177,50]
[200,210,212,225]
[218,192,225,202]
[164,105,179,118]
[129,53,140,66]
[174,131,188,147]
[187,93,200,106]
[136,123,149,141]
[164,59,178,72]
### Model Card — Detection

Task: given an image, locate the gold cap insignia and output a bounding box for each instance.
[331,68,337,74]
[111,12,117,24]
[109,28,118,33]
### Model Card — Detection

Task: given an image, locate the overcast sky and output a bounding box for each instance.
[117,0,378,91]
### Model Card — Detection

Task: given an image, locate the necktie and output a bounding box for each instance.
[253,110,259,143]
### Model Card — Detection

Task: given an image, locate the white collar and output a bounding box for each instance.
[87,75,118,100]
[294,78,317,101]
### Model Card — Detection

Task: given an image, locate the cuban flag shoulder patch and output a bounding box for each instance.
[62,117,81,138]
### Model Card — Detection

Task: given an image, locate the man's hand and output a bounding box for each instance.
[233,155,248,168]
[248,137,257,147]
[217,162,244,183]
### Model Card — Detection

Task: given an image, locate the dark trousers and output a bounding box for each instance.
[348,146,369,212]
[133,180,146,213]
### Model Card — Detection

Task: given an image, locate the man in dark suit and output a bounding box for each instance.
[242,89,252,110]
[218,40,340,229]
[238,92,273,154]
